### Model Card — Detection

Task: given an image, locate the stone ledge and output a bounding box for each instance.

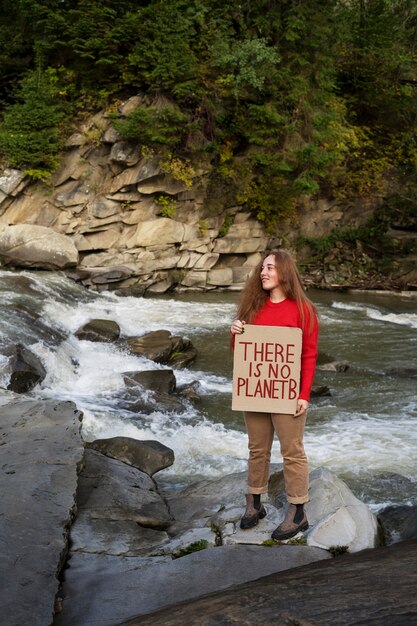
[0,398,84,626]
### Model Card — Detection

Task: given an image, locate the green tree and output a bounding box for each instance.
[0,67,67,173]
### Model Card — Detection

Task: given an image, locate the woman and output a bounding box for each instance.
[231,249,318,540]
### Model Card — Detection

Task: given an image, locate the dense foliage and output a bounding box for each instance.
[0,0,416,228]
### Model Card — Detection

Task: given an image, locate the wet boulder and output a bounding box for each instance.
[86,436,174,477]
[69,449,172,559]
[378,504,417,545]
[120,368,188,414]
[176,381,202,403]
[310,385,331,397]
[75,319,121,342]
[123,370,176,394]
[6,344,46,393]
[126,330,197,367]
[116,386,186,415]
[316,352,350,372]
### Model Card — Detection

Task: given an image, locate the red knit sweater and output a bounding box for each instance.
[252,298,318,401]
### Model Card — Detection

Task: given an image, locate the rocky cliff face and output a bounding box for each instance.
[0,96,415,293]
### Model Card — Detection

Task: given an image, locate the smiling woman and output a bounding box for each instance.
[230,249,319,539]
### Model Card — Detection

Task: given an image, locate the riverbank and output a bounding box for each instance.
[1,272,416,624]
[1,393,416,626]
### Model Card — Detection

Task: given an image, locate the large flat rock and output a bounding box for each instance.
[123,540,417,626]
[53,544,330,626]
[0,399,84,626]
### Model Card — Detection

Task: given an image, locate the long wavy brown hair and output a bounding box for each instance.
[236,249,318,332]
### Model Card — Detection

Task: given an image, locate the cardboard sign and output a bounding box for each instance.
[232,324,302,414]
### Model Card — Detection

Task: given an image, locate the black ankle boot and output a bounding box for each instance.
[240,494,267,530]
[271,504,308,541]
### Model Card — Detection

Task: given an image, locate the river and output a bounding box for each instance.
[1,269,416,512]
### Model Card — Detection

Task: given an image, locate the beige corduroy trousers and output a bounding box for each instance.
[244,411,309,504]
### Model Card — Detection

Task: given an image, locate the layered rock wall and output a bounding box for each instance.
[0,97,415,292]
[0,101,269,293]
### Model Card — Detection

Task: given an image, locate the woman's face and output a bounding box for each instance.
[260,254,280,291]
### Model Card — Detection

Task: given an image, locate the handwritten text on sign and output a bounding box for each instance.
[232,324,302,414]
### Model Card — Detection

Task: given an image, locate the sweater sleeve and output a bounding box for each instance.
[299,307,319,401]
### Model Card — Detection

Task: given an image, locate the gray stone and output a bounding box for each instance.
[316,352,350,372]
[126,330,197,367]
[207,267,233,286]
[110,141,140,166]
[88,266,133,284]
[6,343,47,393]
[232,266,252,283]
[118,95,144,116]
[136,175,185,195]
[79,251,126,267]
[54,179,81,205]
[61,190,90,208]
[165,470,250,523]
[87,198,120,219]
[123,369,176,394]
[193,252,219,270]
[213,236,268,254]
[0,399,83,626]
[180,269,207,288]
[176,381,202,403]
[115,387,187,415]
[102,126,122,144]
[310,385,332,397]
[152,527,217,557]
[0,224,79,269]
[110,159,161,192]
[221,504,285,546]
[76,449,171,528]
[167,467,378,554]
[65,132,87,148]
[169,344,198,367]
[378,504,417,545]
[0,168,26,195]
[70,516,169,556]
[66,447,172,575]
[126,330,177,362]
[127,218,185,247]
[145,275,175,293]
[79,226,121,251]
[86,436,175,476]
[120,540,417,626]
[305,467,379,552]
[74,319,120,342]
[54,544,330,626]
[121,202,157,224]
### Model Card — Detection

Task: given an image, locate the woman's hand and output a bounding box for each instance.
[230,320,246,335]
[294,398,309,417]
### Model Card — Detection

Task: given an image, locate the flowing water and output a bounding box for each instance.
[1,269,416,511]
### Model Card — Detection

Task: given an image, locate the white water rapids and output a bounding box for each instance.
[1,269,416,511]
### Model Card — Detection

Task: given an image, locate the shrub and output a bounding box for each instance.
[112,104,191,147]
